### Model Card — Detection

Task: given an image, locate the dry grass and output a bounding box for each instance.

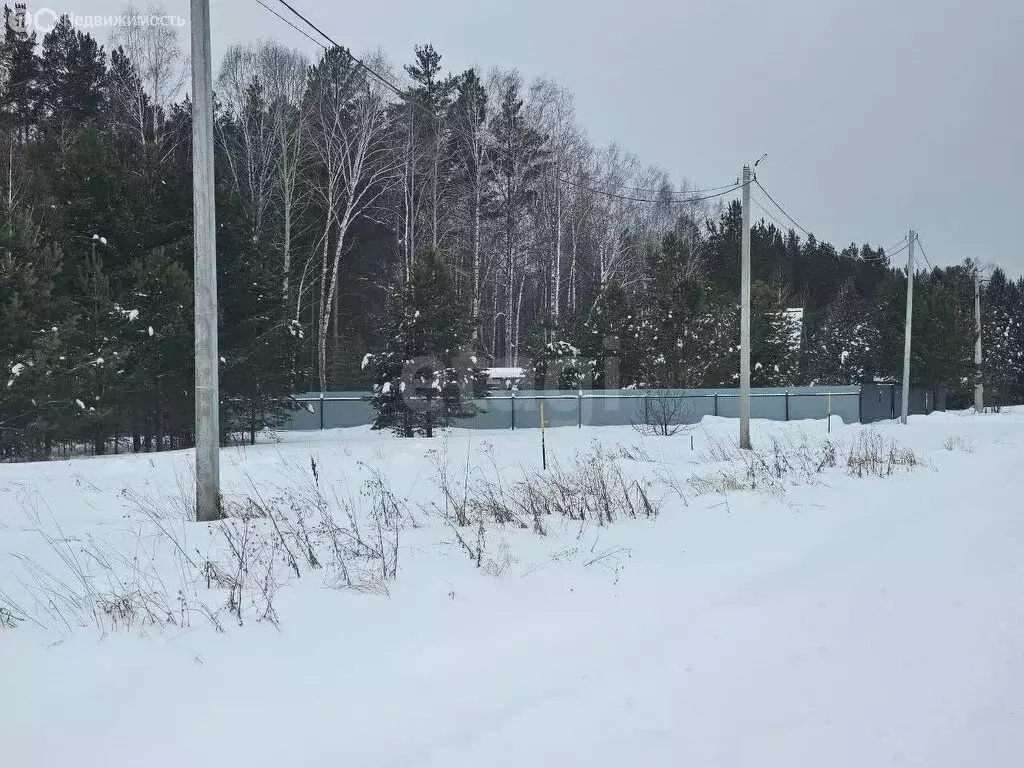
[686,430,920,499]
[433,443,659,568]
[942,434,975,453]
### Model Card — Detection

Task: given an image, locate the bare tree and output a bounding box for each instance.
[109,4,188,150]
[451,69,491,342]
[217,41,310,301]
[304,48,400,390]
[633,392,693,437]
[528,79,579,325]
[217,45,278,244]
[486,69,549,365]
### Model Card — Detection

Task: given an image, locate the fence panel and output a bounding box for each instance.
[514,396,580,429]
[319,398,373,429]
[456,398,514,430]
[287,400,322,430]
[285,385,940,432]
[788,392,859,424]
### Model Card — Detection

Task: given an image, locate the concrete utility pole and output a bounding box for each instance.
[739,165,752,449]
[900,230,915,425]
[191,0,220,521]
[974,264,984,413]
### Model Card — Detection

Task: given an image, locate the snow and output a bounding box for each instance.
[73,398,85,409]
[485,366,524,379]
[2,413,1024,767]
[148,326,154,337]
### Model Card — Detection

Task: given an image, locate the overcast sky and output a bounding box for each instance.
[45,0,1024,275]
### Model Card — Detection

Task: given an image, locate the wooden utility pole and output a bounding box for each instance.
[740,165,752,449]
[900,230,915,425]
[191,0,221,520]
[975,265,984,413]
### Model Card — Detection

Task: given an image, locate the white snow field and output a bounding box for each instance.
[2,412,1024,767]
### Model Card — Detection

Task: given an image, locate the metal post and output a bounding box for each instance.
[974,266,984,413]
[577,390,582,428]
[784,391,789,421]
[191,0,220,521]
[713,392,718,417]
[900,230,915,425]
[540,402,547,470]
[319,392,324,431]
[740,165,752,449]
[827,393,832,433]
[510,392,516,431]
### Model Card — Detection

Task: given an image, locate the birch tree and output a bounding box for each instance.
[486,72,549,364]
[450,68,489,342]
[304,47,399,390]
[109,4,187,150]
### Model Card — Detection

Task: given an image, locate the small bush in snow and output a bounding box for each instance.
[632,393,693,437]
[942,434,975,453]
[845,432,919,478]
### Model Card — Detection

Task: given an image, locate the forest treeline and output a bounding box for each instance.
[2,6,1021,457]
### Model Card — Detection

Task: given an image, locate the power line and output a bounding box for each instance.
[555,174,743,204]
[752,177,812,238]
[753,176,909,265]
[885,241,910,260]
[882,234,909,254]
[264,0,920,259]
[255,0,326,49]
[270,0,404,95]
[751,191,892,265]
[618,178,742,197]
[914,233,933,270]
[262,0,743,208]
[750,193,790,232]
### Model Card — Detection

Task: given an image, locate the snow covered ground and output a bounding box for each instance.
[2,412,1024,767]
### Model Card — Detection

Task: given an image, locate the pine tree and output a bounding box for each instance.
[807,280,879,384]
[218,179,306,445]
[750,280,800,386]
[981,268,1024,407]
[0,5,41,140]
[367,249,482,437]
[633,233,736,388]
[40,16,107,135]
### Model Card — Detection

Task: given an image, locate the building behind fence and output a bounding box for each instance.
[283,383,946,432]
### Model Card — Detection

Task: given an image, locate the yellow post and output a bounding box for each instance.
[540,401,547,470]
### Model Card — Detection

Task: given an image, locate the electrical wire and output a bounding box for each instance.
[914,233,933,270]
[750,193,790,232]
[255,0,326,49]
[618,178,742,198]
[263,0,920,263]
[882,234,909,253]
[263,0,745,208]
[752,177,812,238]
[555,174,743,204]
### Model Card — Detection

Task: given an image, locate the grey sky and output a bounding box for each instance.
[48,0,1024,275]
